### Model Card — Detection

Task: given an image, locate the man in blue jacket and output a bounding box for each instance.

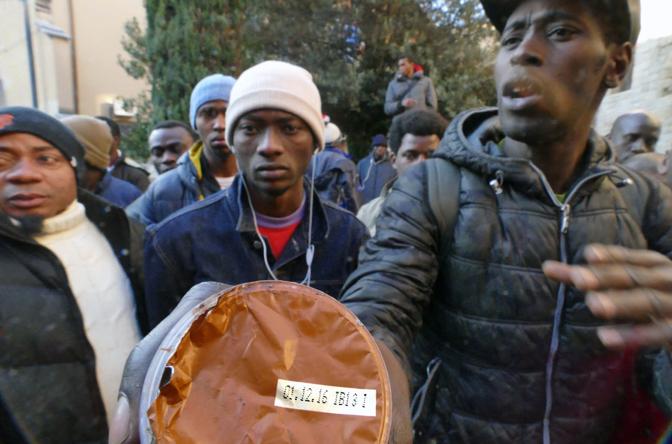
[126,74,237,225]
[143,60,368,327]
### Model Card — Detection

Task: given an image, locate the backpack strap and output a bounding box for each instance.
[426,157,461,252]
[395,77,419,102]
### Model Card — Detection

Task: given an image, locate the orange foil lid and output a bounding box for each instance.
[145,281,391,443]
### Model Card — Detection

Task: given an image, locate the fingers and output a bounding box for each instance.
[583,244,670,267]
[543,261,672,292]
[542,261,605,290]
[109,394,134,444]
[596,321,672,350]
[586,289,672,321]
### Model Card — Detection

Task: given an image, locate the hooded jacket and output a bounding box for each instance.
[144,174,368,328]
[126,142,221,226]
[341,108,672,443]
[0,190,147,444]
[307,148,360,213]
[384,71,438,117]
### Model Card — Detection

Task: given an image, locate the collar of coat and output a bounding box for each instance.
[433,107,622,200]
[232,174,330,247]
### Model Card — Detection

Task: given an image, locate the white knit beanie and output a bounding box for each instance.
[225,61,324,150]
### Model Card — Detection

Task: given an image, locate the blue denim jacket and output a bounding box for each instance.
[144,174,368,327]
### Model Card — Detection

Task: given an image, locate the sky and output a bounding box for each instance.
[638,0,672,42]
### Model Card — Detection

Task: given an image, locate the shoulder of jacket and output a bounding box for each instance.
[150,190,230,236]
[321,198,368,231]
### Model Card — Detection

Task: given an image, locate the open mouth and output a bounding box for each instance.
[501,79,543,111]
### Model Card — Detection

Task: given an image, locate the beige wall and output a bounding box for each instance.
[595,35,672,153]
[1,0,147,117]
[68,0,147,116]
[0,0,35,107]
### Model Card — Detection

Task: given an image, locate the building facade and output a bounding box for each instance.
[0,0,147,117]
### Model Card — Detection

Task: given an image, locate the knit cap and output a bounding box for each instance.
[61,115,112,170]
[225,61,324,150]
[0,106,84,177]
[189,74,236,129]
[371,134,387,147]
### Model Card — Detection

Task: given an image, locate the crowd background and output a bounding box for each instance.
[117,0,497,161]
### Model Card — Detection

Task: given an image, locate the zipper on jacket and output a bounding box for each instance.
[528,163,610,444]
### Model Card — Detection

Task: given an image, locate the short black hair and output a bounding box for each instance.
[96,116,120,139]
[388,109,449,154]
[151,120,198,140]
[399,54,414,63]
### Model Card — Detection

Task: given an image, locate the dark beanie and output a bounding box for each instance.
[371,134,387,147]
[0,107,85,178]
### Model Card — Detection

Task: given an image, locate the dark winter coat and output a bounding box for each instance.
[126,142,220,226]
[97,171,142,209]
[110,152,150,192]
[341,108,672,443]
[307,148,359,213]
[0,190,147,444]
[144,174,368,328]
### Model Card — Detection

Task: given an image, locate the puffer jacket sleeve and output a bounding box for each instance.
[340,162,441,369]
[639,175,672,414]
[126,185,158,226]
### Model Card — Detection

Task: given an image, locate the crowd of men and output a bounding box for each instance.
[1,0,672,443]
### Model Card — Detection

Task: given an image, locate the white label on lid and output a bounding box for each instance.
[274,378,376,417]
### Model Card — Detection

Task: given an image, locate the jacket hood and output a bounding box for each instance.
[433,107,618,197]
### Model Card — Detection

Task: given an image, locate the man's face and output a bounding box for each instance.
[148,126,194,174]
[233,109,314,200]
[398,58,414,78]
[495,0,620,146]
[195,100,230,162]
[373,144,387,161]
[0,133,77,219]
[610,114,661,162]
[394,133,440,176]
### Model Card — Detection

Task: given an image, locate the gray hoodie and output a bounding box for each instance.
[384,71,437,116]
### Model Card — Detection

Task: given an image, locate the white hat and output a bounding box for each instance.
[225,61,324,150]
[324,122,342,145]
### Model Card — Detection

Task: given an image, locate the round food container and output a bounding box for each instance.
[139,280,391,443]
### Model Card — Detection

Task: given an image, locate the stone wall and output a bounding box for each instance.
[595,35,672,153]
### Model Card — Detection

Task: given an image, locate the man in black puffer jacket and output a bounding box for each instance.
[341,1,672,443]
[0,108,147,443]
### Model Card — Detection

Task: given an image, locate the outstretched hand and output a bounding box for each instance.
[543,244,672,349]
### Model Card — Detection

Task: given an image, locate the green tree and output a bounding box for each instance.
[119,0,496,160]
